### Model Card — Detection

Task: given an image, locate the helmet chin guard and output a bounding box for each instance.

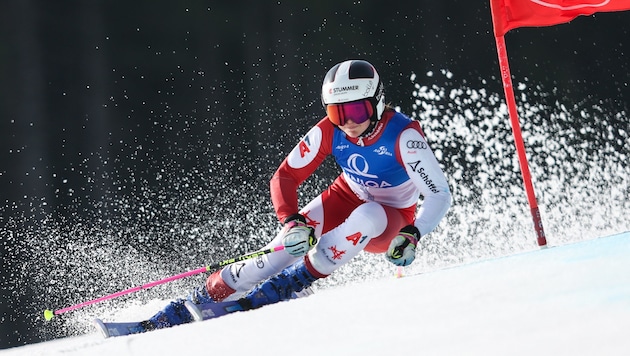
[321,60,385,122]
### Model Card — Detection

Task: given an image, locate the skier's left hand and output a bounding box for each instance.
[386,225,420,266]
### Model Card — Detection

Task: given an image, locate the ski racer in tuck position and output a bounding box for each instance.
[146,59,452,328]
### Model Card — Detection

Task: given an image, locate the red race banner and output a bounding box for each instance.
[491,0,630,35]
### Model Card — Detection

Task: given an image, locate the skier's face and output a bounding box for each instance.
[338,117,372,138]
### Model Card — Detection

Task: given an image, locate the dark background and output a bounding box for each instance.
[1,0,628,348]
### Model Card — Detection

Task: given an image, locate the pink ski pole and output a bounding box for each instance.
[44,245,285,320]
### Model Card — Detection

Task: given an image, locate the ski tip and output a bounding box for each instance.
[93,318,111,338]
[184,301,204,322]
[44,309,55,321]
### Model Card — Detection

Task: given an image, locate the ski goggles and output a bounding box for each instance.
[326,99,374,126]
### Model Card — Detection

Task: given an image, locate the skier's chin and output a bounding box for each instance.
[340,125,366,138]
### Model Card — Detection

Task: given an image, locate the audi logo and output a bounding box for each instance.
[406,140,427,149]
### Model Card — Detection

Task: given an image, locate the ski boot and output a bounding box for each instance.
[239,259,320,310]
[145,285,216,329]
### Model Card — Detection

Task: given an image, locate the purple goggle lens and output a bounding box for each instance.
[326,99,374,126]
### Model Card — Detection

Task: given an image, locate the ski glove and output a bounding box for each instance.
[282,214,317,257]
[386,225,420,267]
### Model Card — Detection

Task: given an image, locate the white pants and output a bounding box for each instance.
[219,199,388,300]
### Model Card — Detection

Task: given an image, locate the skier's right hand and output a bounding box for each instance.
[282,214,317,257]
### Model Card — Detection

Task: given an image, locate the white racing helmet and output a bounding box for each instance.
[321,60,385,122]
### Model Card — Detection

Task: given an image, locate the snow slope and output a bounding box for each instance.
[3,231,629,356]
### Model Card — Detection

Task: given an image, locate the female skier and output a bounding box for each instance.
[147,59,452,328]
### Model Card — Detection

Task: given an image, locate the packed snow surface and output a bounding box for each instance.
[4,231,629,356]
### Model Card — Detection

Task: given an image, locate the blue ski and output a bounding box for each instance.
[94,287,314,337]
[185,286,315,322]
[93,300,245,338]
[93,318,149,338]
[184,299,245,321]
